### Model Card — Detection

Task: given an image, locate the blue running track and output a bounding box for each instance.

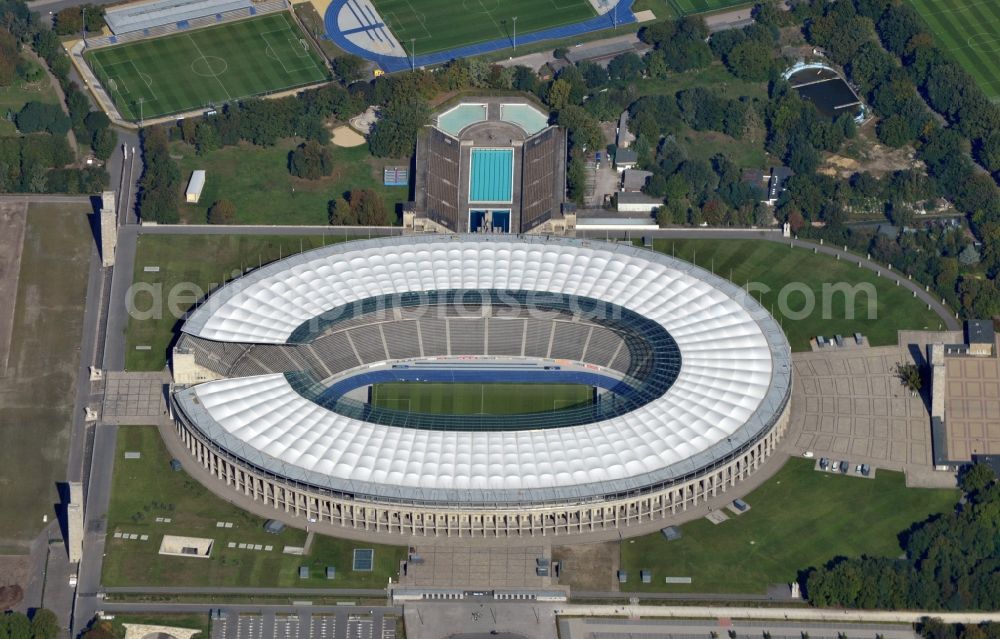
[325,0,637,73]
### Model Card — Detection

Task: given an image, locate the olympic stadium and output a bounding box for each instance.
[169,235,792,538]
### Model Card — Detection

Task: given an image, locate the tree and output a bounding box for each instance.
[15,102,71,136]
[348,188,389,225]
[959,244,981,266]
[206,199,236,224]
[328,196,355,225]
[895,362,922,393]
[288,140,334,180]
[556,105,603,152]
[0,27,18,87]
[29,609,59,639]
[545,79,572,111]
[958,463,995,495]
[607,52,644,82]
[368,98,429,158]
[92,127,116,161]
[724,39,773,81]
[331,55,366,83]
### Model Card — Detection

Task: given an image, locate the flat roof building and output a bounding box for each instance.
[186,170,206,204]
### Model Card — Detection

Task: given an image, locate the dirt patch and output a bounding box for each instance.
[820,126,924,178]
[552,541,619,593]
[330,125,366,147]
[0,555,29,609]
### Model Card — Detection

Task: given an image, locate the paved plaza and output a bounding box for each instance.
[101,371,168,424]
[787,346,932,470]
[402,545,550,589]
[945,355,1000,459]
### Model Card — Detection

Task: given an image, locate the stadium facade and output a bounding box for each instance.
[170,235,792,538]
[405,98,575,235]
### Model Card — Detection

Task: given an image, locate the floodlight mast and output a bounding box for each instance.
[410,38,415,71]
[513,16,517,51]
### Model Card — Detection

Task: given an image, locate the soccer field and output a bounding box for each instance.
[908,0,1000,100]
[371,0,596,55]
[666,0,752,16]
[84,13,329,121]
[370,383,595,415]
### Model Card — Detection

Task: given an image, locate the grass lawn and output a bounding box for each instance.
[0,57,61,135]
[103,425,405,587]
[84,13,329,121]
[907,0,1000,101]
[667,0,752,16]
[370,382,594,414]
[0,203,92,549]
[620,458,957,593]
[648,239,945,351]
[372,0,595,56]
[635,64,769,101]
[125,234,351,371]
[172,140,409,225]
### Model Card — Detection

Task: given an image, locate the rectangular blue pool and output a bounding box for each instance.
[469,148,513,203]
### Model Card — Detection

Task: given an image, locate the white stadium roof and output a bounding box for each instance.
[175,235,791,505]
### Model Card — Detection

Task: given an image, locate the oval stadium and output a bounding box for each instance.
[169,235,792,538]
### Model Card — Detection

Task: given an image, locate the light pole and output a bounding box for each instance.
[138,97,144,128]
[512,16,517,51]
[410,38,415,71]
[82,6,87,47]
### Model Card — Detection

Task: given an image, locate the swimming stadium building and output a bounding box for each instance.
[405,97,575,235]
[169,235,792,538]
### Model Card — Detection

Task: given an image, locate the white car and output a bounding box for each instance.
[803,451,814,458]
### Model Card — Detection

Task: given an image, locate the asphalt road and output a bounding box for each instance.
[102,586,391,597]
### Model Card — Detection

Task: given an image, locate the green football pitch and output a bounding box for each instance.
[371,0,596,56]
[369,383,595,415]
[666,0,753,17]
[84,13,329,121]
[907,0,1000,100]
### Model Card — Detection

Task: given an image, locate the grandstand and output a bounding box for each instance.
[408,97,571,235]
[169,235,792,539]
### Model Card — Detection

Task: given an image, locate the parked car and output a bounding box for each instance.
[840,461,850,473]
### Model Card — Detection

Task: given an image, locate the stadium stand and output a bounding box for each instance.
[550,322,590,362]
[310,332,362,373]
[449,318,486,355]
[106,0,251,34]
[418,318,449,356]
[348,324,388,364]
[521,127,565,231]
[88,0,285,46]
[486,318,526,356]
[179,309,635,382]
[420,128,462,231]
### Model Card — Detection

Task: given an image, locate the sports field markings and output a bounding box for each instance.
[915,0,997,18]
[98,59,161,118]
[185,33,232,102]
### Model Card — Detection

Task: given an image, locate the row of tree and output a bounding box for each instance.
[0,609,60,639]
[805,464,999,610]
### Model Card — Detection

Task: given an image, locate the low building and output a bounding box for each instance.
[616,111,635,149]
[621,169,652,192]
[742,167,793,205]
[615,149,638,172]
[186,170,206,204]
[616,191,661,213]
[966,320,995,357]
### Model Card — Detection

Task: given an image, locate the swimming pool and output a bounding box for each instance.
[469,148,513,203]
[500,103,549,135]
[437,103,487,136]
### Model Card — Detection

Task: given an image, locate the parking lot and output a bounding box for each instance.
[210,611,395,639]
